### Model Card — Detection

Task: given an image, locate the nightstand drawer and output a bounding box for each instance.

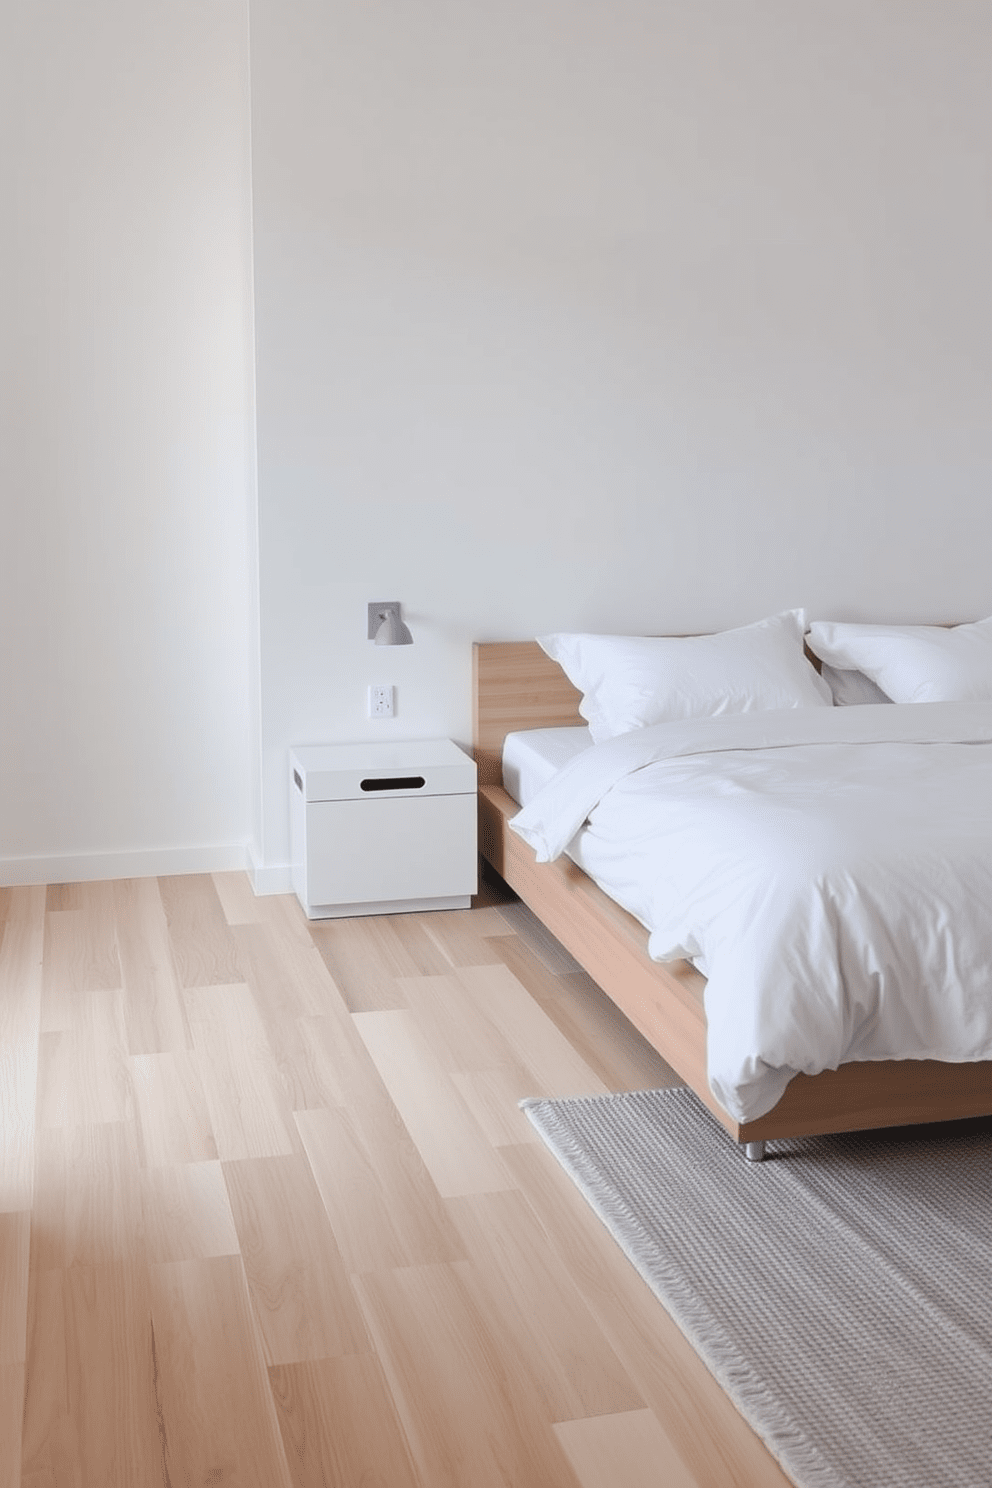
[304,792,477,906]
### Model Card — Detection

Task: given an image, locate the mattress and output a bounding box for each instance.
[501,726,592,806]
[501,723,649,931]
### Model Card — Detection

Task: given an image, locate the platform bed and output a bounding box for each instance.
[473,640,992,1158]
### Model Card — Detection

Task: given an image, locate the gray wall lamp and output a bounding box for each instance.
[368,601,413,646]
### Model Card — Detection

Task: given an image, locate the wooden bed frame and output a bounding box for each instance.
[473,640,992,1153]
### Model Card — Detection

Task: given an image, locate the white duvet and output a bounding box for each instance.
[509,704,992,1123]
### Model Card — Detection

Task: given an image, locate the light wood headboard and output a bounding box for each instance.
[472,642,583,788]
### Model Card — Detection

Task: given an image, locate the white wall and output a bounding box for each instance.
[248,0,992,882]
[0,1,257,884]
[2,3,988,889]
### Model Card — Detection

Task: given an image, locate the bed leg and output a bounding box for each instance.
[743,1140,766,1163]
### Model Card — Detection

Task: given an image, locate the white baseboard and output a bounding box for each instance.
[0,842,251,888]
[247,849,293,898]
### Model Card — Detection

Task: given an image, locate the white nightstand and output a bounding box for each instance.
[289,739,478,919]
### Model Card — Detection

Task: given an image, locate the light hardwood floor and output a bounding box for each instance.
[0,872,792,1487]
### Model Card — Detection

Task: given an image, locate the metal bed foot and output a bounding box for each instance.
[743,1140,766,1163]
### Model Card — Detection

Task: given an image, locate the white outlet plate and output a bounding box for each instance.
[369,684,394,718]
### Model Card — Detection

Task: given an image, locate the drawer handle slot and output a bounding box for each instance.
[360,775,426,792]
[293,769,303,792]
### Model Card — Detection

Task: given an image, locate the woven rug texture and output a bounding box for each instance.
[522,1086,992,1488]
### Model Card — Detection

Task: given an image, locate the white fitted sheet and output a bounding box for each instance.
[501,726,592,806]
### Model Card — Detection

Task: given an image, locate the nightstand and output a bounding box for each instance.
[289,739,478,919]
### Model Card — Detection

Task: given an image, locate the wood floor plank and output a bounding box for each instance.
[282,1014,350,1111]
[294,1105,465,1273]
[39,913,95,1033]
[234,921,355,1111]
[222,1154,368,1366]
[71,879,121,920]
[61,1260,167,1488]
[269,1354,420,1488]
[114,878,191,1055]
[19,1267,67,1485]
[147,1254,294,1488]
[353,1008,515,1198]
[259,887,328,949]
[553,968,683,1091]
[554,1408,699,1488]
[354,1262,585,1488]
[418,907,508,967]
[212,870,266,926]
[447,1189,644,1425]
[0,1362,25,1488]
[158,874,246,988]
[456,963,611,1099]
[496,899,584,975]
[450,1067,545,1148]
[30,1123,144,1273]
[0,1210,31,1367]
[36,989,131,1129]
[0,894,45,1213]
[44,884,79,912]
[19,1468,54,1488]
[309,915,446,1013]
[212,878,317,953]
[386,913,457,976]
[234,920,339,1022]
[501,1141,794,1488]
[491,932,681,1092]
[184,984,297,1161]
[130,1049,218,1167]
[40,882,122,1032]
[214,868,322,946]
[4,884,48,926]
[396,972,520,1075]
[140,1161,240,1264]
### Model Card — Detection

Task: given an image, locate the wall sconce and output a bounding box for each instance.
[368,601,413,646]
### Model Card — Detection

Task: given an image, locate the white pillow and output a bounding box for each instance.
[807,617,992,705]
[819,662,892,707]
[538,610,832,743]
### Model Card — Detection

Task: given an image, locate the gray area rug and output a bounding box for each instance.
[522,1086,992,1488]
